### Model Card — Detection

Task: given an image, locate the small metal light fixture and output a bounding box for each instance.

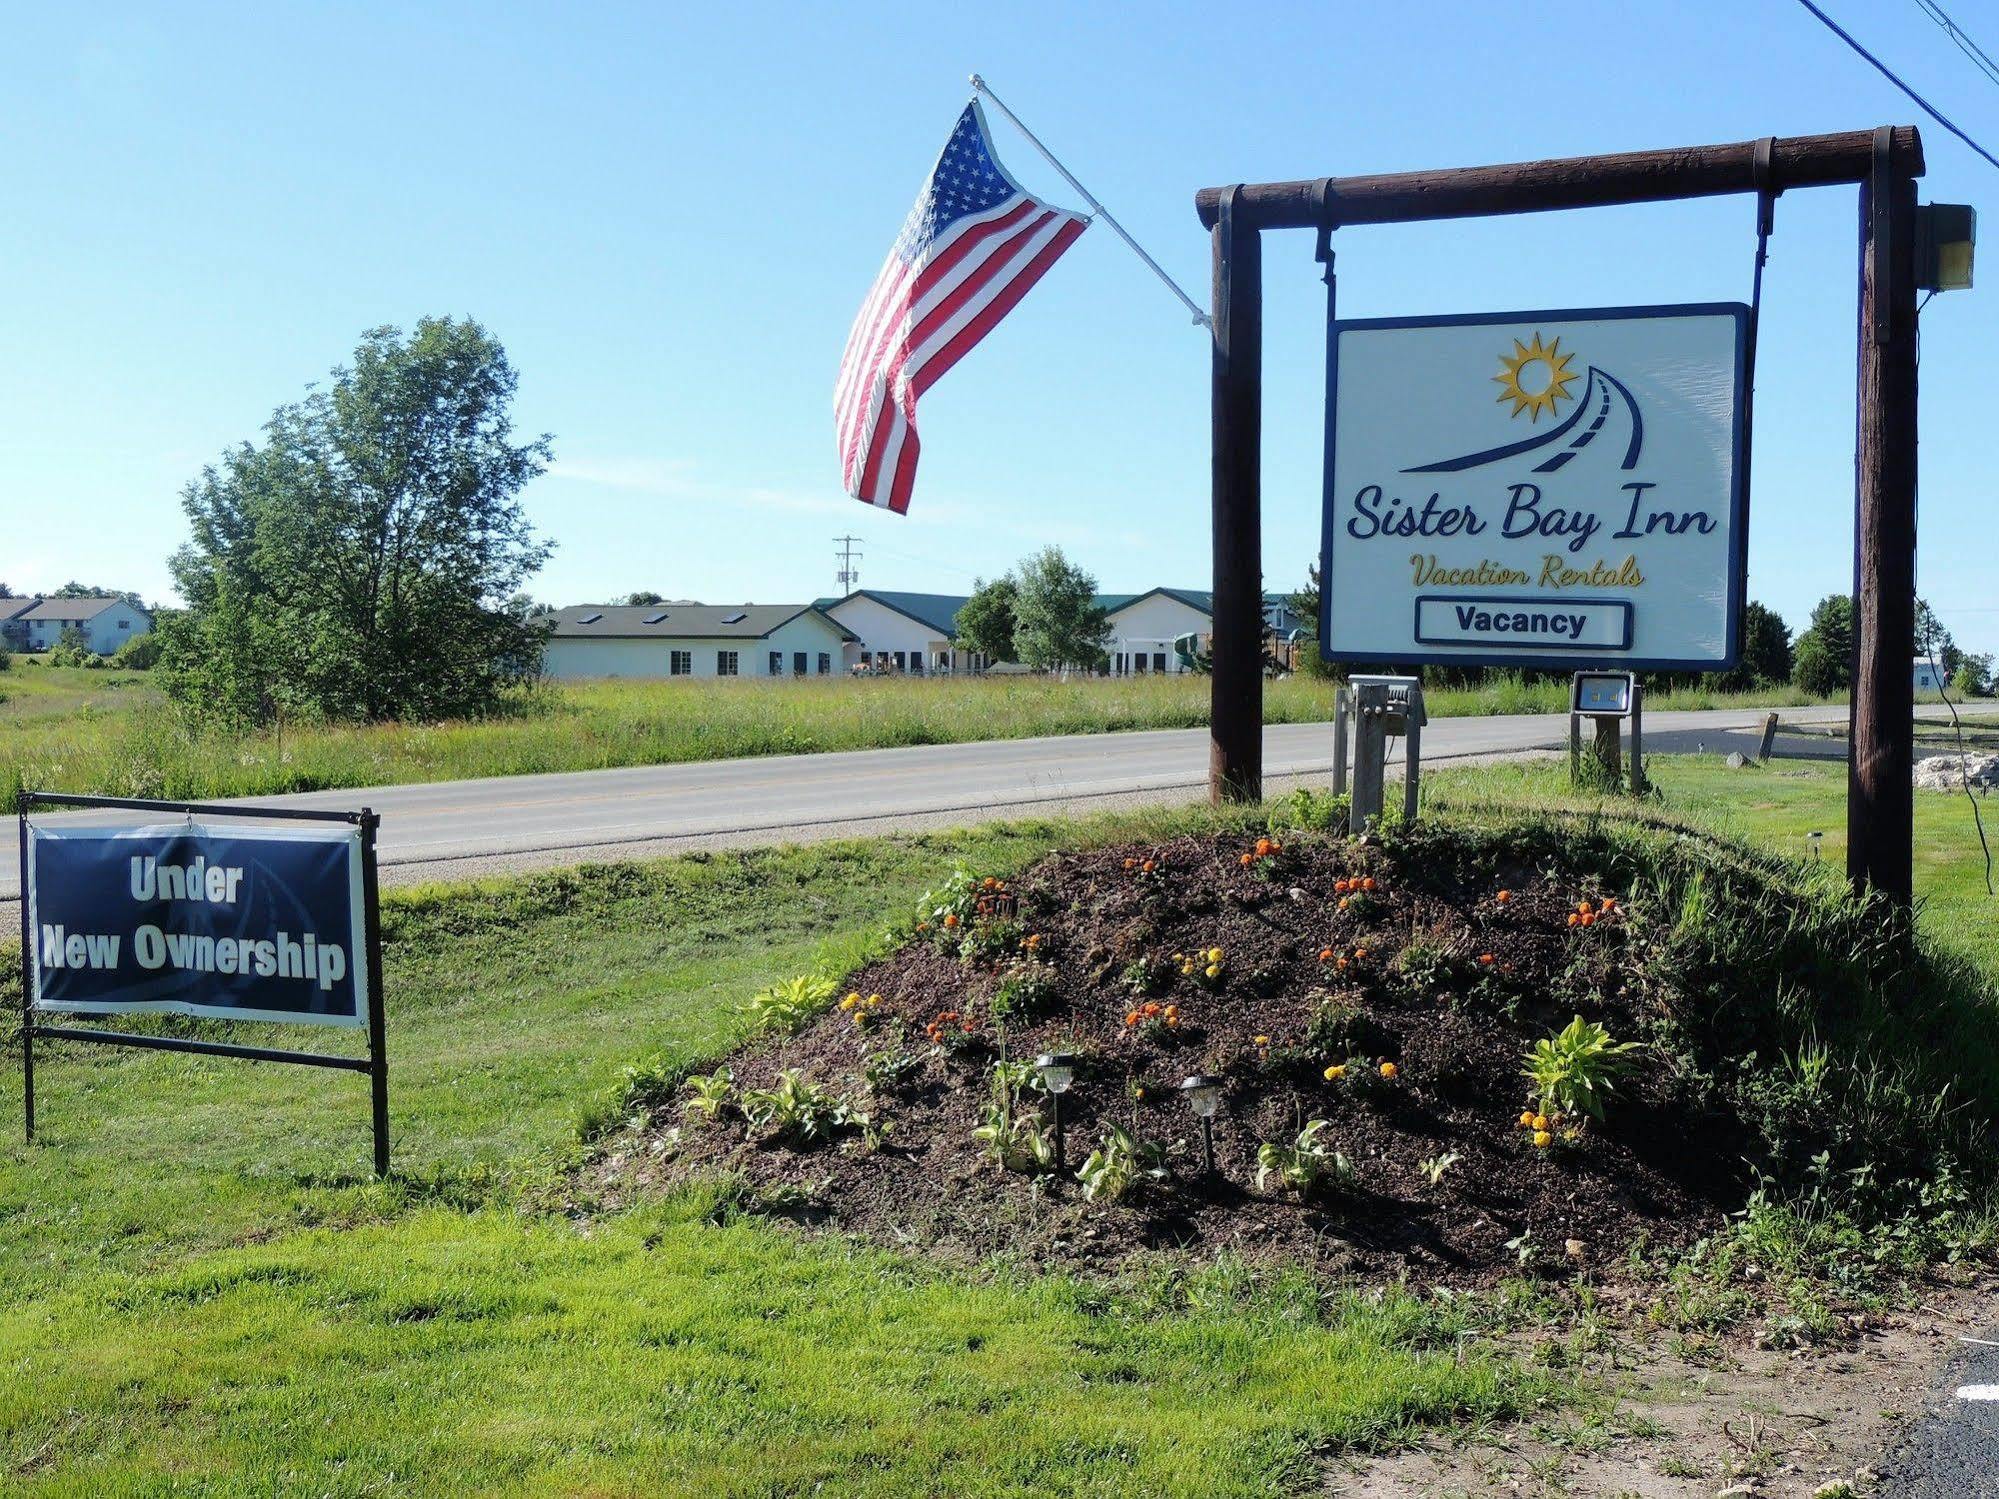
[1034,1052,1080,1173]
[1180,1074,1225,1175]
[1807,830,1824,861]
[1917,203,1976,292]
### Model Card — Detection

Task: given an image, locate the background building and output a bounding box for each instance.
[0,596,152,654]
[540,603,855,680]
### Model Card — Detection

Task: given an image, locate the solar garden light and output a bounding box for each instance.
[1807,830,1824,861]
[1179,1074,1225,1175]
[1034,1052,1080,1173]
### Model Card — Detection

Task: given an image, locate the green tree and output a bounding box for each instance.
[1916,597,1961,678]
[47,624,96,668]
[1287,562,1320,640]
[1713,600,1792,689]
[1953,652,1993,697]
[619,590,666,606]
[1791,594,1854,696]
[52,581,145,608]
[1011,548,1111,672]
[953,575,1019,664]
[160,318,553,726]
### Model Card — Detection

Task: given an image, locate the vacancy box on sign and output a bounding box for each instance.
[1413,596,1633,652]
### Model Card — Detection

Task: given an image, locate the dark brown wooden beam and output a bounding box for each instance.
[1195,126,1924,228]
[1848,136,1920,906]
[1209,188,1262,805]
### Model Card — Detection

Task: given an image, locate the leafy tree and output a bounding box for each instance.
[1791,594,1854,695]
[110,630,164,670]
[1712,600,1792,689]
[47,625,96,668]
[159,318,553,726]
[52,581,145,607]
[1792,631,1843,697]
[1011,547,1111,672]
[619,590,666,606]
[1953,652,1993,698]
[1916,597,1961,678]
[954,575,1019,664]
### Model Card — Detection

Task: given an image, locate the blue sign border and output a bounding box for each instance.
[1412,594,1633,651]
[1321,301,1751,673]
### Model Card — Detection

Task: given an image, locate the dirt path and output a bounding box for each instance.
[1327,1278,1993,1497]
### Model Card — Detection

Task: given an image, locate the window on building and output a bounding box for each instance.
[769,651,783,676]
[909,652,923,675]
[793,651,808,675]
[1133,654,1148,674]
[670,650,691,676]
[817,653,830,675]
[118,620,130,630]
[892,650,906,671]
[1153,652,1167,673]
[717,650,738,677]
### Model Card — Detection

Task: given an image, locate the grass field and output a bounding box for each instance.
[0,660,1832,813]
[0,808,1548,1496]
[1,756,1990,1493]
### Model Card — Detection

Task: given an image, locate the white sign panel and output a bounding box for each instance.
[1322,304,1748,670]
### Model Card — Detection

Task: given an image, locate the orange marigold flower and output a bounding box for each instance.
[943,913,959,928]
[1141,860,1156,874]
[1123,858,1138,870]
[1318,947,1334,962]
[1125,1011,1140,1027]
[1478,953,1495,966]
[1495,889,1511,903]
[1362,877,1378,892]
[1338,897,1351,911]
[1566,913,1580,928]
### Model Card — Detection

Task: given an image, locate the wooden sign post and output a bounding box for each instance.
[1197,126,1924,903]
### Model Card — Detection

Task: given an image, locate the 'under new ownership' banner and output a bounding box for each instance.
[1322,303,1749,671]
[26,822,369,1027]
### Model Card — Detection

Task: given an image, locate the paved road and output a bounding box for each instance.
[1881,1331,1999,1495]
[3,702,1902,903]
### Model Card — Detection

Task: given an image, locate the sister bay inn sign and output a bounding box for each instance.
[1197,126,1959,905]
[1324,305,1747,670]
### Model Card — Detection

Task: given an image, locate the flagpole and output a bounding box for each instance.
[970,74,1211,329]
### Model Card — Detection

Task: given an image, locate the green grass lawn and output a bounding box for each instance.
[2,756,1990,1494]
[0,659,1833,813]
[0,807,1547,1496]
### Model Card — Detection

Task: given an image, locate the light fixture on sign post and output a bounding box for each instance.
[1034,1052,1079,1173]
[1179,1074,1224,1175]
[1917,204,1976,292]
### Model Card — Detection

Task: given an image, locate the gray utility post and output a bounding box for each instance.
[1343,675,1426,833]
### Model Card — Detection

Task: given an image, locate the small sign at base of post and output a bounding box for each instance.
[1568,672,1645,795]
[15,792,391,1177]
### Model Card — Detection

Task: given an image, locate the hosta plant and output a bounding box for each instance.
[1256,1119,1353,1198]
[738,1069,857,1147]
[972,1065,1055,1175]
[1076,1124,1168,1202]
[749,974,838,1034]
[1524,1015,1641,1121]
[681,1066,734,1125]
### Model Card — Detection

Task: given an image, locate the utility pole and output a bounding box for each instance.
[833,535,863,596]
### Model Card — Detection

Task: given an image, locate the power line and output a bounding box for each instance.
[1914,0,1999,90]
[1792,0,1999,172]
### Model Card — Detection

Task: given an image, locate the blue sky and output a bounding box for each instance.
[2,1,1993,655]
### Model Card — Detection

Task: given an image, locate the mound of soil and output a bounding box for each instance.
[590,826,1755,1284]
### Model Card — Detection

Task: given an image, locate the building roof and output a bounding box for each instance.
[0,596,148,622]
[815,590,972,637]
[548,604,856,641]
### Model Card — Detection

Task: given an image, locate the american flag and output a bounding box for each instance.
[835,101,1087,514]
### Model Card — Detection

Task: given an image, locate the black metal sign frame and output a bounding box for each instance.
[14,791,390,1176]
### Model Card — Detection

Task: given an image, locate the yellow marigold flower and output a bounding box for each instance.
[1379,1062,1398,1080]
[1324,1065,1345,1081]
[1204,964,1221,980]
[1254,1034,1270,1047]
[1531,1114,1549,1132]
[1533,1130,1553,1148]
[1207,947,1224,964]
[840,994,859,1011]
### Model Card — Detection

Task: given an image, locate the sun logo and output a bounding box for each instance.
[1493,332,1578,422]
